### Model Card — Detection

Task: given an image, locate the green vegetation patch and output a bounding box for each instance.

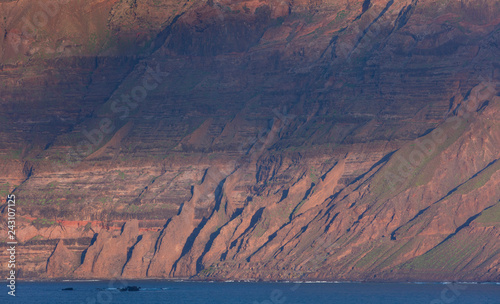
[0,149,22,160]
[450,161,500,197]
[83,222,93,232]
[28,235,46,241]
[199,265,217,276]
[369,118,469,202]
[475,202,500,225]
[335,10,347,22]
[403,235,482,272]
[254,217,270,238]
[117,170,126,180]
[0,183,10,197]
[309,167,319,184]
[375,240,416,270]
[32,218,56,229]
[354,244,389,268]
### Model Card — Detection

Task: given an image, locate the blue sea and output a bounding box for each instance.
[2,281,499,304]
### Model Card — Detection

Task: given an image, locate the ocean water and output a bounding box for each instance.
[2,281,499,304]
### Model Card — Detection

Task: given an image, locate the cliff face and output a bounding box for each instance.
[0,0,499,281]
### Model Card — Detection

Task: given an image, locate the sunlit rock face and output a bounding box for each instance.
[0,0,499,281]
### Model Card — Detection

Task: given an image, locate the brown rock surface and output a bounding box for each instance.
[0,0,499,282]
[46,240,80,278]
[74,220,140,278]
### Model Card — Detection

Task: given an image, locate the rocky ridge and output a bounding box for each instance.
[0,0,499,281]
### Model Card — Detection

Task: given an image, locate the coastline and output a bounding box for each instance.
[15,278,500,284]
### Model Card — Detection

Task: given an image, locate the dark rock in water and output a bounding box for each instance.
[119,286,141,292]
[62,288,73,291]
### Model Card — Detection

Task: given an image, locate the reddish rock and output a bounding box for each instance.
[0,0,499,283]
[74,220,140,278]
[46,240,80,278]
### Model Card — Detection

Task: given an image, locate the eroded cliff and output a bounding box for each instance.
[0,0,499,281]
